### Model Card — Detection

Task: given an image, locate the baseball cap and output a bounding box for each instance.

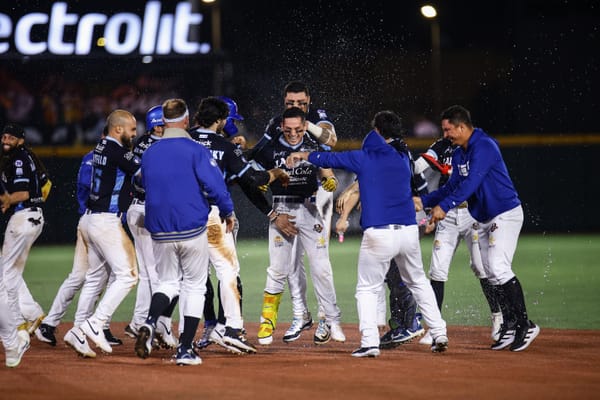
[3,123,25,139]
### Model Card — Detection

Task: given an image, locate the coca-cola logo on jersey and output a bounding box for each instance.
[0,1,209,56]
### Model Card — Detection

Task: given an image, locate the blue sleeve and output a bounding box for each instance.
[195,145,234,217]
[307,150,364,174]
[421,169,458,208]
[437,140,497,212]
[76,155,92,214]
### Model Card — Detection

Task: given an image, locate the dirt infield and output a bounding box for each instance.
[1,322,599,400]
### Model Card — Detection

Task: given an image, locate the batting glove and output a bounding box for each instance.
[321,176,338,192]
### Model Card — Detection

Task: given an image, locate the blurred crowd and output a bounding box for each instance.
[0,67,184,145]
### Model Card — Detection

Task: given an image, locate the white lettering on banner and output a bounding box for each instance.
[1,1,209,56]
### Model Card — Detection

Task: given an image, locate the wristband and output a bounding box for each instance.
[268,210,280,223]
[306,121,323,139]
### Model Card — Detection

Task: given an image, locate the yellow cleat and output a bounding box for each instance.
[257,292,282,345]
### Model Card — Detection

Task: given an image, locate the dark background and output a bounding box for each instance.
[1,1,599,240]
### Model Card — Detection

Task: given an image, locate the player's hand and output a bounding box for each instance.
[335,217,349,235]
[230,135,247,150]
[321,176,337,192]
[413,196,423,212]
[271,168,290,188]
[285,152,307,168]
[274,213,298,237]
[224,215,236,233]
[430,205,446,224]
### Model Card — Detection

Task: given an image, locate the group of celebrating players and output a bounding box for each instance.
[1,80,539,367]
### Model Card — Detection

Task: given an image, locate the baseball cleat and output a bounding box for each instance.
[135,323,155,359]
[510,321,540,352]
[81,318,112,353]
[313,319,331,345]
[35,323,57,346]
[330,322,346,342]
[5,330,31,367]
[431,335,449,353]
[176,345,202,366]
[283,313,313,343]
[491,312,504,341]
[195,319,217,349]
[222,326,257,354]
[64,327,96,358]
[155,317,177,349]
[351,346,380,358]
[491,323,516,350]
[103,328,123,346]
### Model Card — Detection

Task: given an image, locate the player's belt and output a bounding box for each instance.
[16,206,42,213]
[372,224,404,230]
[85,209,123,218]
[132,198,145,205]
[273,195,316,204]
[457,202,468,209]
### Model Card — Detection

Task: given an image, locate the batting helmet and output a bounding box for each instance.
[218,96,244,136]
[146,105,164,132]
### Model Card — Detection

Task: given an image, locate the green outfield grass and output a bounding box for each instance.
[23,233,600,330]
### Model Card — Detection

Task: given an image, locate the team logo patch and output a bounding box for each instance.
[316,236,326,249]
[458,161,470,176]
[472,222,479,230]
[490,223,498,232]
[14,160,23,167]
[273,235,284,247]
[124,152,134,160]
[313,224,323,233]
[437,222,446,231]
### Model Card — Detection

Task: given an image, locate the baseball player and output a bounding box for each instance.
[287,110,448,357]
[415,105,539,352]
[36,127,123,351]
[67,109,140,355]
[123,105,177,350]
[135,98,234,365]
[247,81,342,343]
[189,96,292,354]
[253,107,343,346]
[414,131,503,345]
[0,123,50,340]
[333,136,430,349]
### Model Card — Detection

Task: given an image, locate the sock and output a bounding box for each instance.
[162,295,179,317]
[480,278,501,313]
[180,316,200,348]
[203,277,216,322]
[147,293,170,326]
[430,280,445,311]
[502,277,529,327]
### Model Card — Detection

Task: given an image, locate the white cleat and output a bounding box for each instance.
[6,330,31,367]
[419,330,433,345]
[64,327,97,358]
[81,318,112,353]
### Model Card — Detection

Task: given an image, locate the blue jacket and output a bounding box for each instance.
[308,130,416,229]
[142,128,234,242]
[422,128,521,222]
[77,150,93,215]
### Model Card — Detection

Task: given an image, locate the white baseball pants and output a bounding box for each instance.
[356,225,446,348]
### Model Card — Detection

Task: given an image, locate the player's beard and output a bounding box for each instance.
[2,143,16,154]
[122,136,133,150]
